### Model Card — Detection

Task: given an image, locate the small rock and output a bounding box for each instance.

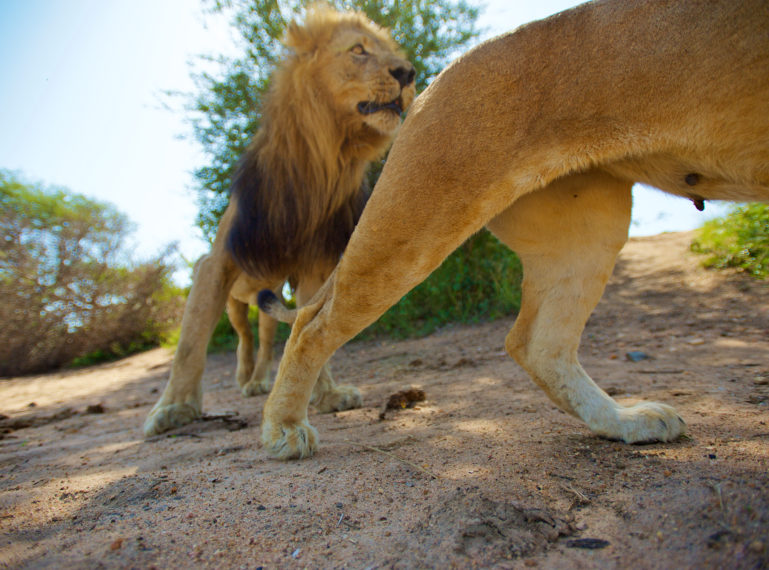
[625,351,650,362]
[109,539,123,551]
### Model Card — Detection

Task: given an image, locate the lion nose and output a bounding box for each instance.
[390,64,416,89]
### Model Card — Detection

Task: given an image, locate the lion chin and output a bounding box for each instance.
[143,5,415,438]
[358,98,407,134]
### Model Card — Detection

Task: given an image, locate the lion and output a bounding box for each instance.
[256,0,769,459]
[143,6,415,436]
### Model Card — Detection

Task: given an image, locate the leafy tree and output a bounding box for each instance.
[188,0,482,240]
[0,171,184,376]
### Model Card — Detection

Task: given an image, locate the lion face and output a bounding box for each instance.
[287,12,416,139]
[321,26,416,136]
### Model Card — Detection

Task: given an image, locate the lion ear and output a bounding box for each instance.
[284,20,313,55]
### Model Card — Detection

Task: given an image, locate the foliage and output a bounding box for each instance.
[691,203,769,279]
[361,229,523,339]
[200,304,293,353]
[189,0,482,241]
[0,171,185,376]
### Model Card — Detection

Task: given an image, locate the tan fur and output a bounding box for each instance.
[144,6,415,437]
[259,0,769,459]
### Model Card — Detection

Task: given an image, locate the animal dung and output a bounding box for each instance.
[379,388,426,419]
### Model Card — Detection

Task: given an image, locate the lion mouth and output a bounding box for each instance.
[357,98,403,115]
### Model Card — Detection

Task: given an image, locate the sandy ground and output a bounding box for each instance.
[1,231,768,569]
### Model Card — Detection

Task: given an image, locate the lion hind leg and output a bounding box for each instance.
[240,305,279,396]
[227,296,255,389]
[488,170,686,443]
[229,277,283,396]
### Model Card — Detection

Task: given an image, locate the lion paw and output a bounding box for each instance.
[235,366,254,390]
[241,377,272,397]
[610,402,687,443]
[143,402,201,437]
[312,384,362,413]
[261,417,318,460]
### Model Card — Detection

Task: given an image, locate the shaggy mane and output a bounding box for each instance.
[226,6,396,281]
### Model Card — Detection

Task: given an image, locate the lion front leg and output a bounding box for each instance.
[489,171,686,443]
[261,267,372,459]
[144,242,239,436]
[260,328,325,459]
[258,308,362,459]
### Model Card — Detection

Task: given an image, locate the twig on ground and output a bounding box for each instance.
[343,439,440,479]
[561,482,591,505]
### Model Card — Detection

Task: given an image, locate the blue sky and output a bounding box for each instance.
[1,0,729,283]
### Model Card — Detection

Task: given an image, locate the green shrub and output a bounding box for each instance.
[361,229,523,339]
[691,203,769,278]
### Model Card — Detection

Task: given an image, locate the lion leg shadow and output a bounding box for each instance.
[488,170,686,443]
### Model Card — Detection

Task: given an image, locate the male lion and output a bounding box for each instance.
[143,6,415,436]
[258,0,769,459]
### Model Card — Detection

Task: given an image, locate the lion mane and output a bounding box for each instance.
[226,7,409,281]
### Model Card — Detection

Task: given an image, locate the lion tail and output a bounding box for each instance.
[257,289,297,324]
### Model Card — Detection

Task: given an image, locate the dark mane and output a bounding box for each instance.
[226,153,369,281]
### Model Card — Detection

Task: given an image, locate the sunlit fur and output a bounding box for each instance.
[259,0,769,459]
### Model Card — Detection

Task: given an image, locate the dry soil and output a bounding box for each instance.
[1,231,768,569]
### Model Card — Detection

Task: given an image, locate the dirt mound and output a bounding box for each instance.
[1,231,768,568]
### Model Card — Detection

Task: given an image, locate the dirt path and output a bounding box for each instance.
[1,231,768,569]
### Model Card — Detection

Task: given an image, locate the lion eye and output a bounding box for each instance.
[350,44,367,56]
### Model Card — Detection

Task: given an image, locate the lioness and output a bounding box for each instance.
[258,0,769,459]
[144,6,415,436]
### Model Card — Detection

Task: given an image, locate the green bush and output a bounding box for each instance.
[361,229,523,339]
[691,203,769,278]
